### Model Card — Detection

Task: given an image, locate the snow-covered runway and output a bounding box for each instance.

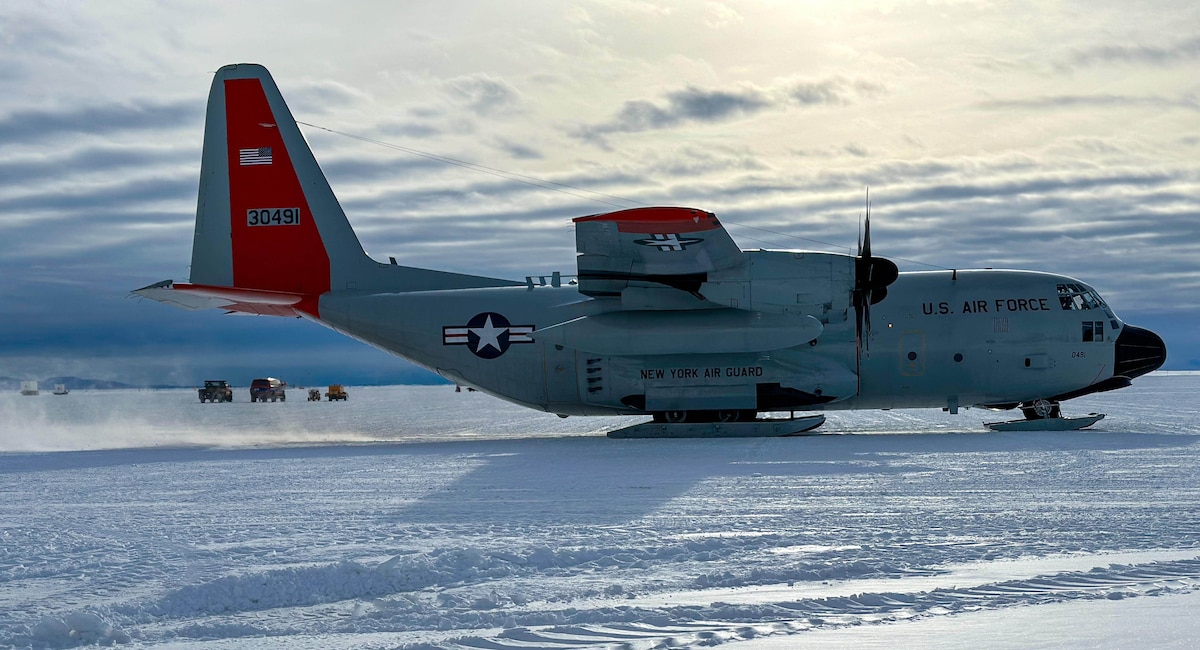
[2,375,1198,648]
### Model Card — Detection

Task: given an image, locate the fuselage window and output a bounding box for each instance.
[1082,321,1103,342]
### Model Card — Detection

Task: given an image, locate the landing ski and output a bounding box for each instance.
[607,415,826,439]
[984,413,1105,432]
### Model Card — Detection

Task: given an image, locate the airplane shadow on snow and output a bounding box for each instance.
[3,430,1194,527]
[384,430,1198,527]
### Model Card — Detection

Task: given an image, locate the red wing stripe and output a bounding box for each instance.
[573,207,720,234]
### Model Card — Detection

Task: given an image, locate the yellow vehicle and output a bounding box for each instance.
[325,384,348,401]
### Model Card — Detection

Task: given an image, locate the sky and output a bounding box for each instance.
[0,0,1197,386]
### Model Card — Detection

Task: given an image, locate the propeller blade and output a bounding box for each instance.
[851,188,896,357]
[862,199,872,259]
[857,217,863,257]
[863,296,872,356]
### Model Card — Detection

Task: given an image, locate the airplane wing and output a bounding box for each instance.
[569,206,825,350]
[574,207,745,298]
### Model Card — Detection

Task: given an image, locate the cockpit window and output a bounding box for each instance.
[1057,283,1107,311]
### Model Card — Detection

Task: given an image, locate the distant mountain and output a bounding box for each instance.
[43,376,140,390]
[0,376,139,391]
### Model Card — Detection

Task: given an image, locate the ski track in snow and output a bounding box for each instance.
[1,375,1199,648]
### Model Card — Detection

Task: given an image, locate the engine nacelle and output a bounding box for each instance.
[702,251,854,325]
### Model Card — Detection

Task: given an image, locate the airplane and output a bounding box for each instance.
[135,63,1167,436]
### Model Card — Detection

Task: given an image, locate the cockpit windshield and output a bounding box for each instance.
[1057,283,1106,311]
[1058,282,1121,329]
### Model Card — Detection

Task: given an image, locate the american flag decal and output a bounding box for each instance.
[239,147,273,166]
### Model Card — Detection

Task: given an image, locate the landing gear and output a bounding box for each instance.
[655,410,688,423]
[985,399,1104,431]
[1021,399,1061,420]
[716,409,757,422]
[652,410,758,423]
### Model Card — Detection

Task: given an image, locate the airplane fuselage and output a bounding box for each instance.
[315,259,1133,418]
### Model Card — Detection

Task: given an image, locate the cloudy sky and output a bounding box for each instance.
[1,0,1196,386]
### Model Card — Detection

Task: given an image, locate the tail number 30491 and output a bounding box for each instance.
[247,208,301,226]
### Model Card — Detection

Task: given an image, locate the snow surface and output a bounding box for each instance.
[2,374,1199,649]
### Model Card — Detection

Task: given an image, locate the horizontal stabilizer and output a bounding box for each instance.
[132,280,312,317]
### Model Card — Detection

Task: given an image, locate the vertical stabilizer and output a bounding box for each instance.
[187,63,517,315]
[192,63,356,294]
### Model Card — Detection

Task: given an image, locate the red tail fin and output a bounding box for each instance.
[223,77,330,297]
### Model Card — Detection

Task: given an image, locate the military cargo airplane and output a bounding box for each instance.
[135,63,1167,435]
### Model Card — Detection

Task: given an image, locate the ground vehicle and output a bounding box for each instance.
[325,384,348,401]
[198,380,233,403]
[249,377,286,402]
[307,388,321,401]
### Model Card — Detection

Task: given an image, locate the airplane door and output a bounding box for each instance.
[901,330,925,376]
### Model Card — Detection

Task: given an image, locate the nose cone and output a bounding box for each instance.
[1114,325,1167,379]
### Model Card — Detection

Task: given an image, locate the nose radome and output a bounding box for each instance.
[1114,325,1167,379]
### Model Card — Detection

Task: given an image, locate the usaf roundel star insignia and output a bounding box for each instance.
[443,312,535,359]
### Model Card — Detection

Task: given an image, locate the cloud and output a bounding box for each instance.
[492,137,543,160]
[974,94,1199,112]
[574,85,771,143]
[0,176,196,219]
[1069,35,1200,67]
[702,2,743,29]
[287,80,372,115]
[574,76,886,145]
[632,144,769,178]
[667,86,772,122]
[791,143,872,159]
[886,170,1176,206]
[788,78,884,106]
[0,100,201,145]
[374,120,444,139]
[443,74,522,116]
[339,166,643,222]
[319,155,449,185]
[0,145,194,187]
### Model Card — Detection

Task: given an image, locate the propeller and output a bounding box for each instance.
[853,190,899,357]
